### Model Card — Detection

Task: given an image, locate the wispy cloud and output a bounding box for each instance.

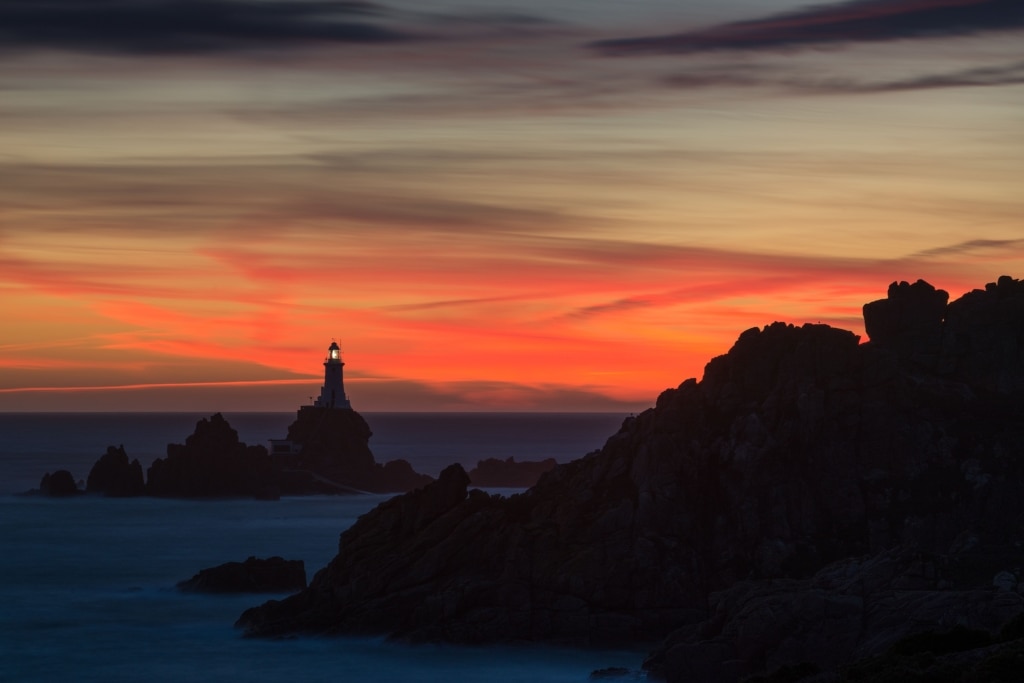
[828,59,1024,92]
[664,59,1024,94]
[0,0,414,55]
[910,238,1024,259]
[594,0,1024,55]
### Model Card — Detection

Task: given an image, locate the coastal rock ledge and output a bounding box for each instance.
[237,277,1024,682]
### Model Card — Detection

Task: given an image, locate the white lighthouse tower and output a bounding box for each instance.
[314,340,352,409]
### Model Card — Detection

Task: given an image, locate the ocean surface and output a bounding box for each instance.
[0,412,643,682]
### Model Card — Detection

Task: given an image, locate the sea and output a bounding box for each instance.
[0,412,645,682]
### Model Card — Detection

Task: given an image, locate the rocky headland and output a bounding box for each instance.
[236,276,1024,682]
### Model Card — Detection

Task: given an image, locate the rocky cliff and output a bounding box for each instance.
[237,277,1024,680]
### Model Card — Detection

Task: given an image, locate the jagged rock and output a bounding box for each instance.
[863,279,949,365]
[178,556,306,593]
[86,445,145,497]
[238,276,1024,681]
[944,275,1024,394]
[468,457,557,488]
[38,470,80,497]
[146,413,275,498]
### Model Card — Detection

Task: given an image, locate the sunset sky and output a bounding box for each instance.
[1,0,1022,412]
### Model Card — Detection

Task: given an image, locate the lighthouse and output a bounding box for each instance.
[314,341,352,409]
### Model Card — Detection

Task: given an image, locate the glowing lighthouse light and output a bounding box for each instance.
[314,340,352,409]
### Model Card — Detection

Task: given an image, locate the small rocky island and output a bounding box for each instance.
[237,276,1024,682]
[36,341,559,498]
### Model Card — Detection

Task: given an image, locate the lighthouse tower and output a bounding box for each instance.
[314,341,352,409]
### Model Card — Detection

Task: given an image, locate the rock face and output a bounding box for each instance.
[233,275,1021,676]
[644,550,1024,682]
[280,407,433,494]
[86,445,145,497]
[237,464,478,636]
[468,457,558,488]
[147,413,276,498]
[178,556,307,593]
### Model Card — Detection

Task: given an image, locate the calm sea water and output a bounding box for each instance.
[0,412,643,682]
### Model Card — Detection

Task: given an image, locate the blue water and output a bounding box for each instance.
[0,413,643,682]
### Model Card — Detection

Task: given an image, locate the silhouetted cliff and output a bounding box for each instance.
[237,276,1024,682]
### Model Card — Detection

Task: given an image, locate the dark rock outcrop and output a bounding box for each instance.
[285,407,377,479]
[86,445,145,497]
[230,275,1022,677]
[60,408,432,500]
[468,457,557,488]
[38,469,80,497]
[178,556,307,593]
[862,278,949,365]
[146,413,276,499]
[235,274,1024,675]
[279,407,433,494]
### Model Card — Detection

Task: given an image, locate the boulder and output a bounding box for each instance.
[178,556,307,594]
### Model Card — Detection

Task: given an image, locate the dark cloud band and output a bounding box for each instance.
[594,0,1024,55]
[0,0,413,54]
